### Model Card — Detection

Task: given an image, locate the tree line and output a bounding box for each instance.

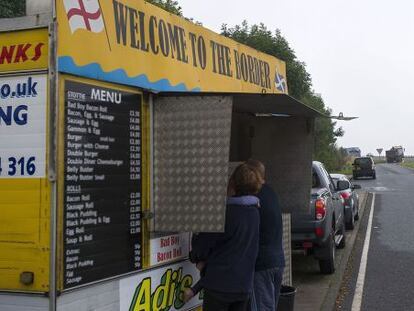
[0,0,25,18]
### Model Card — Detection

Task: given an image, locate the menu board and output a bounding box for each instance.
[63,80,142,288]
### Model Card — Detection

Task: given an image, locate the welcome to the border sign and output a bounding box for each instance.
[57,0,288,94]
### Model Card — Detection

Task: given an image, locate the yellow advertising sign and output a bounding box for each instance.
[0,28,48,72]
[120,260,202,311]
[57,0,288,94]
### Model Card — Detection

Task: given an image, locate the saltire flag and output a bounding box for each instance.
[275,70,287,93]
[63,0,104,33]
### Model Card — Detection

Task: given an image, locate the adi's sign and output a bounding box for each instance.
[57,0,287,94]
[119,261,202,311]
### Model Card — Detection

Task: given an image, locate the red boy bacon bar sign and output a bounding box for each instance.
[150,233,190,266]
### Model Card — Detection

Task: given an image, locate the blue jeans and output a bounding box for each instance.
[250,267,284,311]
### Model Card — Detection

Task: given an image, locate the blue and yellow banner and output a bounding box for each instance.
[57,0,288,93]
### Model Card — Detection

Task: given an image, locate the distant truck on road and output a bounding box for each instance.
[386,146,404,163]
[345,147,361,158]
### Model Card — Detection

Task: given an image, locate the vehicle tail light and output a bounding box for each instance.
[303,241,313,248]
[340,192,350,199]
[315,198,326,220]
[315,227,324,237]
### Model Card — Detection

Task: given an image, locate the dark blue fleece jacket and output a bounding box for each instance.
[191,196,260,294]
[255,184,285,271]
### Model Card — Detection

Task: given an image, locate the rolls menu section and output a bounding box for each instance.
[63,80,142,288]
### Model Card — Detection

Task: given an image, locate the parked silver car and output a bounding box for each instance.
[330,173,361,230]
[291,162,349,274]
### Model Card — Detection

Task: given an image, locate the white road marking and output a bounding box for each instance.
[351,193,376,311]
[365,186,393,192]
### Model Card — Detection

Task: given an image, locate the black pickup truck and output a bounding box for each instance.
[291,161,348,274]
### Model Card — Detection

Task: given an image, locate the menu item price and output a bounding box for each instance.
[63,80,143,288]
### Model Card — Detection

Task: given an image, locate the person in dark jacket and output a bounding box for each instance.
[247,159,285,311]
[189,163,261,311]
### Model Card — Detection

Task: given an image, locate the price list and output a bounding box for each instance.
[63,80,142,288]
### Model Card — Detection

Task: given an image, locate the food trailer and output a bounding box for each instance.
[0,1,320,310]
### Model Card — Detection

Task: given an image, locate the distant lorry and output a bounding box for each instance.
[345,147,361,158]
[386,146,405,163]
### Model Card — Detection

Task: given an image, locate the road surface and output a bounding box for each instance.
[335,163,414,310]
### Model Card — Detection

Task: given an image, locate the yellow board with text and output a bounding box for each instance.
[57,0,288,94]
[0,28,48,73]
[0,29,50,292]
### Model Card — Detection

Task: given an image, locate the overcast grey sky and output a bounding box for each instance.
[178,0,414,156]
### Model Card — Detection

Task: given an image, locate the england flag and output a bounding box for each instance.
[63,0,104,34]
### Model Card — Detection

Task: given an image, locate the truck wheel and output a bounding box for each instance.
[373,172,376,179]
[319,233,335,274]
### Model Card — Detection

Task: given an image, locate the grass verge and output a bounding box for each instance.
[335,163,353,176]
[401,162,414,169]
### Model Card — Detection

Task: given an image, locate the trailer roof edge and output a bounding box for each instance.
[0,14,52,33]
[155,92,326,118]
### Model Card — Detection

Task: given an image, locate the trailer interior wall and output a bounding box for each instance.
[230,111,314,287]
[230,113,314,214]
